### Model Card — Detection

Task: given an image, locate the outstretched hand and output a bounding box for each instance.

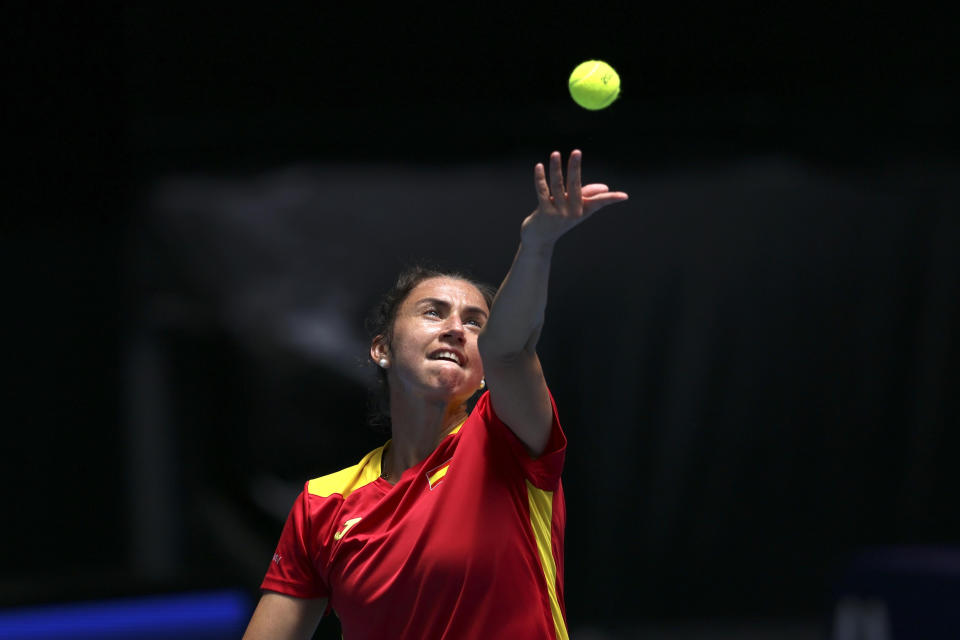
[521,149,629,248]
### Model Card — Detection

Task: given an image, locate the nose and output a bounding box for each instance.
[441,314,466,343]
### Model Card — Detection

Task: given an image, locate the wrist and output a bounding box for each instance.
[517,237,556,259]
[519,221,558,255]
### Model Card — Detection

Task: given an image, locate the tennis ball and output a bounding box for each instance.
[568,60,620,110]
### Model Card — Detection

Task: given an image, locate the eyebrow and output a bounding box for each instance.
[415,297,489,318]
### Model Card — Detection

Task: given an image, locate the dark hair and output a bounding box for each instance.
[365,265,497,431]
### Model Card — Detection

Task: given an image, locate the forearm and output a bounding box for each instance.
[479,238,555,358]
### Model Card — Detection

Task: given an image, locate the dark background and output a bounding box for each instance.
[5,3,958,638]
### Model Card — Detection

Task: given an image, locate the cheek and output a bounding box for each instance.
[468,343,484,375]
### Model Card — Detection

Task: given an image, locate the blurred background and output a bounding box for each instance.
[4,3,958,639]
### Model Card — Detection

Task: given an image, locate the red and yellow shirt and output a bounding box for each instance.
[261,391,568,639]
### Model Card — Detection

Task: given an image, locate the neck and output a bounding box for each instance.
[383,390,468,480]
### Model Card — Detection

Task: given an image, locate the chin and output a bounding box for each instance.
[431,372,477,401]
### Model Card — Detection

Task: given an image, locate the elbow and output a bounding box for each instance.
[477,332,511,365]
[477,332,501,363]
[477,326,540,364]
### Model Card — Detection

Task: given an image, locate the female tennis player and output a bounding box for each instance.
[243,149,628,639]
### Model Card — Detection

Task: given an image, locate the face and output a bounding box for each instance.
[373,277,488,406]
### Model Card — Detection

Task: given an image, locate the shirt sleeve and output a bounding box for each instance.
[260,485,330,600]
[473,390,566,491]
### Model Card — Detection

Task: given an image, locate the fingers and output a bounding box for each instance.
[549,151,565,203]
[566,149,582,209]
[533,163,551,204]
[581,183,609,198]
[537,150,614,213]
[583,191,629,216]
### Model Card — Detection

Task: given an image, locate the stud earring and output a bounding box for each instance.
[479,378,486,389]
[379,358,388,368]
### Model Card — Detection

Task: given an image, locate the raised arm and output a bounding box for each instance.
[478,150,628,455]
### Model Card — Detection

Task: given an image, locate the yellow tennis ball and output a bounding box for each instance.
[568,60,621,110]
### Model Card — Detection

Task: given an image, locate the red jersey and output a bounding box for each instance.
[260,391,568,639]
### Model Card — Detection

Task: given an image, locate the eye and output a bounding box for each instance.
[466,318,484,328]
[424,308,440,318]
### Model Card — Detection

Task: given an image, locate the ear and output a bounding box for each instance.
[370,335,389,365]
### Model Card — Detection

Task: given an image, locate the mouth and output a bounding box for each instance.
[428,349,465,367]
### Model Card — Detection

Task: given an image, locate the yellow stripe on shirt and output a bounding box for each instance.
[308,446,384,498]
[526,480,568,640]
[427,464,450,488]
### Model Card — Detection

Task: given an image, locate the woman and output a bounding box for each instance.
[243,150,628,639]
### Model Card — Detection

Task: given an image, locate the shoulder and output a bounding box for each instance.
[306,445,386,500]
[466,390,566,491]
[284,445,387,546]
